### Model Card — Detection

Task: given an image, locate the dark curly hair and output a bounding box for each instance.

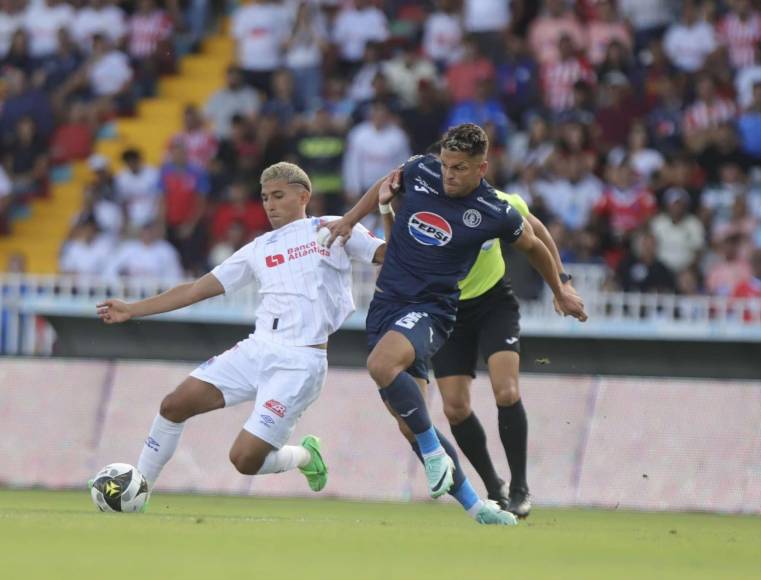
[441,123,489,157]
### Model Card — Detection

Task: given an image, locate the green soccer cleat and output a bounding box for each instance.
[424,452,455,498]
[299,435,328,492]
[475,500,519,526]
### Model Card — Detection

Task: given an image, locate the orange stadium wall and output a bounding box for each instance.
[0,359,759,514]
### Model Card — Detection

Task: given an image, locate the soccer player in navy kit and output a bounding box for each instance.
[324,124,586,524]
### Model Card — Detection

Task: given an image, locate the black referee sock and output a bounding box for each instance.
[450,412,503,497]
[497,399,529,492]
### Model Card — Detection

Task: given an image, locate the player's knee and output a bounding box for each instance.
[159,393,190,423]
[493,378,520,407]
[443,399,471,425]
[367,351,401,387]
[229,449,264,475]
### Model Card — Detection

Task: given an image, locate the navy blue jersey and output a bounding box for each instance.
[375,154,525,318]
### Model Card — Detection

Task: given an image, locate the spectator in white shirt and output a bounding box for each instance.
[534,152,603,232]
[59,216,115,277]
[23,0,74,59]
[735,44,761,109]
[284,1,328,113]
[231,0,289,96]
[115,148,161,234]
[663,0,717,73]
[422,0,464,69]
[86,34,133,116]
[0,0,23,59]
[651,187,705,274]
[105,220,184,282]
[204,66,261,138]
[342,100,411,207]
[383,42,438,108]
[77,154,124,241]
[70,0,126,52]
[463,0,510,61]
[332,0,389,74]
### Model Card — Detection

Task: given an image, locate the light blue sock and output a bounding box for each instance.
[453,479,480,511]
[416,426,442,456]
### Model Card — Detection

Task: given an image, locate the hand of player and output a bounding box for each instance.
[320,216,355,247]
[553,283,579,315]
[554,288,588,322]
[379,169,402,205]
[96,299,133,324]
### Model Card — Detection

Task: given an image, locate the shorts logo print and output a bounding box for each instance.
[395,311,428,330]
[259,414,275,428]
[463,209,482,228]
[505,337,518,345]
[264,399,287,417]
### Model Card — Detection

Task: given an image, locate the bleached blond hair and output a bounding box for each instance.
[260,162,312,192]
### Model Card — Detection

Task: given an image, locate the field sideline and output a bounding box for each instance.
[0,490,758,579]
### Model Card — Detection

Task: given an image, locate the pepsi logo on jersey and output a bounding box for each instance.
[408,212,452,246]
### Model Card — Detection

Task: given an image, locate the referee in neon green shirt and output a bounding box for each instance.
[380,183,581,518]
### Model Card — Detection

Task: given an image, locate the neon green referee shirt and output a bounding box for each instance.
[457,191,530,301]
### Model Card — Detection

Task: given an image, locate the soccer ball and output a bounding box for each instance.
[90,463,149,513]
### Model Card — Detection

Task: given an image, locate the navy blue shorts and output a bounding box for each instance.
[366,297,453,380]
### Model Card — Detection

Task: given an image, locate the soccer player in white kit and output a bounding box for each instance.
[96,162,386,498]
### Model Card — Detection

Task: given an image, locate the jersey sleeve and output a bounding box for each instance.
[210,241,257,294]
[496,191,531,218]
[499,204,526,244]
[343,222,385,264]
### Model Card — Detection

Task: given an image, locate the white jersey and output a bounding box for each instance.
[211,217,383,346]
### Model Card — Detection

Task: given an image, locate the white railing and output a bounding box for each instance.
[0,265,759,355]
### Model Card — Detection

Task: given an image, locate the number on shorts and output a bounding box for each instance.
[395,311,427,330]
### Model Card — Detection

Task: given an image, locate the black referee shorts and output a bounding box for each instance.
[432,279,521,379]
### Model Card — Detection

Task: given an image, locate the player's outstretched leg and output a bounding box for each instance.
[136,376,225,491]
[229,430,327,491]
[368,331,454,498]
[407,428,517,526]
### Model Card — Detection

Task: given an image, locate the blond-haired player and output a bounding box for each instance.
[95,162,385,500]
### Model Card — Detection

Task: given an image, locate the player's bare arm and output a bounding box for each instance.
[512,219,587,321]
[96,273,225,324]
[322,172,393,247]
[526,213,582,311]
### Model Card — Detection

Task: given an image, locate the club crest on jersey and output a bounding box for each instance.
[463,209,482,228]
[408,212,452,246]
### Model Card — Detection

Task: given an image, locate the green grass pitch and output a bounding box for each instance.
[0,489,758,579]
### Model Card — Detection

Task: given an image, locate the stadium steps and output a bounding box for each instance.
[0,33,234,274]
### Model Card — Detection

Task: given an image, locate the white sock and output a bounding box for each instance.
[137,414,185,488]
[256,445,311,475]
[467,499,485,519]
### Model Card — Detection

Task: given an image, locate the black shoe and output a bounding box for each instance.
[507,487,532,519]
[487,479,510,511]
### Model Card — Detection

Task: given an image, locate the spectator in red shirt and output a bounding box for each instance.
[127,0,176,97]
[529,0,586,65]
[49,101,95,165]
[159,141,209,273]
[594,150,657,266]
[541,34,595,114]
[210,181,269,243]
[683,74,738,153]
[731,246,761,317]
[444,35,495,104]
[595,71,643,150]
[587,0,633,66]
[716,0,761,71]
[169,104,218,170]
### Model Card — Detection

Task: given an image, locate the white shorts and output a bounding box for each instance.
[190,335,328,448]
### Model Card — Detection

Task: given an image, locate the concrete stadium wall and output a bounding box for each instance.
[0,358,759,514]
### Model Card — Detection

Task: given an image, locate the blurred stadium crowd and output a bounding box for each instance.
[1,0,760,299]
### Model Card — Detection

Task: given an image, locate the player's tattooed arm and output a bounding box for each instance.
[96,273,225,324]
